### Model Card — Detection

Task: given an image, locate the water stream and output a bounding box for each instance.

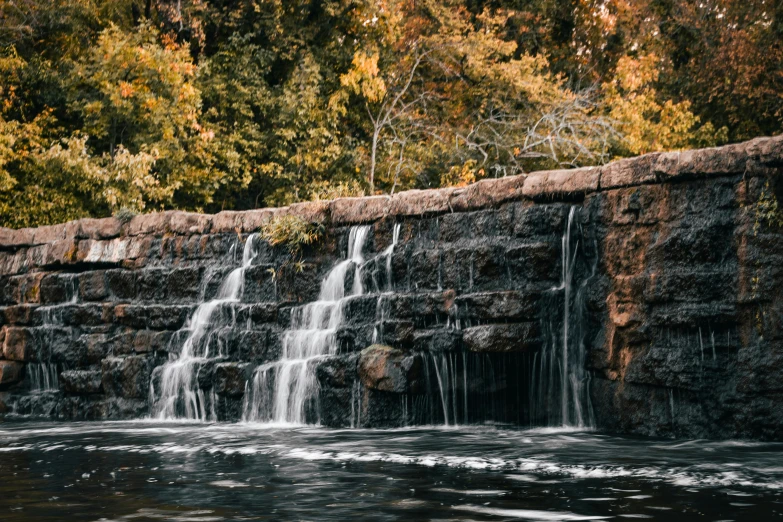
[243,226,375,423]
[150,234,258,420]
[1,419,781,520]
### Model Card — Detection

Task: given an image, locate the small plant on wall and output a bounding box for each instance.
[260,214,323,275]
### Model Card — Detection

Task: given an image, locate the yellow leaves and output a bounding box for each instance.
[614,54,660,93]
[604,53,724,156]
[178,83,197,101]
[441,160,477,188]
[340,51,386,103]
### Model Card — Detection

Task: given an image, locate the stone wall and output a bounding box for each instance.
[1,135,781,439]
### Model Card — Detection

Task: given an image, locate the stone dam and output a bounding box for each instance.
[0,136,781,440]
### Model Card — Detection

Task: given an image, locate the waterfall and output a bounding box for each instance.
[150,233,258,420]
[531,207,595,428]
[243,226,372,424]
[28,363,59,392]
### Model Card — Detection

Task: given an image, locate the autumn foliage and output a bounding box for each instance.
[0,0,779,227]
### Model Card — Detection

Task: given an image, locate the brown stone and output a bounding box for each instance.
[389,189,452,216]
[211,211,243,234]
[746,135,783,166]
[42,239,79,266]
[77,238,131,264]
[462,323,539,352]
[240,208,279,233]
[132,330,172,353]
[32,223,68,245]
[331,196,390,225]
[522,167,600,199]
[287,200,331,224]
[0,361,23,385]
[358,344,421,393]
[451,176,526,211]
[3,327,35,361]
[73,218,123,240]
[169,211,213,235]
[0,227,35,248]
[653,143,748,179]
[600,153,661,190]
[127,211,174,236]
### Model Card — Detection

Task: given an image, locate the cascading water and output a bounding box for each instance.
[243,226,373,424]
[150,233,258,420]
[530,206,595,428]
[27,363,59,392]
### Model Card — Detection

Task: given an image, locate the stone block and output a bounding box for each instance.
[127,212,174,236]
[2,304,37,325]
[599,153,661,189]
[32,223,68,245]
[58,304,108,327]
[653,143,748,179]
[455,291,539,322]
[375,320,414,346]
[73,217,123,240]
[169,211,213,235]
[331,196,391,225]
[167,267,202,301]
[287,200,331,224]
[239,208,278,233]
[462,323,539,352]
[513,203,569,238]
[133,330,173,354]
[409,249,441,290]
[60,370,103,394]
[316,354,358,389]
[101,356,152,399]
[505,242,560,284]
[149,305,193,330]
[411,329,462,353]
[358,344,422,393]
[3,327,35,361]
[105,269,137,300]
[449,175,526,211]
[76,271,107,301]
[0,361,23,385]
[211,211,241,233]
[389,188,453,217]
[340,295,378,325]
[0,227,34,248]
[214,362,252,397]
[80,333,110,363]
[522,167,600,199]
[136,268,168,301]
[40,274,77,304]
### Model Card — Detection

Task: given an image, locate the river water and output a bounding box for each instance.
[0,420,781,520]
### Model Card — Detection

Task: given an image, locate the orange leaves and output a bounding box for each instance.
[119,81,134,98]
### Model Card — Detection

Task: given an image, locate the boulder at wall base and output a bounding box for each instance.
[101,356,153,399]
[2,327,35,361]
[213,362,252,397]
[462,323,540,352]
[0,361,23,385]
[60,369,103,395]
[358,344,422,393]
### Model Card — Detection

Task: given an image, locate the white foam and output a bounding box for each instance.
[454,505,611,520]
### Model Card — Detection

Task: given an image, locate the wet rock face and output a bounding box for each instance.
[358,345,422,393]
[0,136,780,439]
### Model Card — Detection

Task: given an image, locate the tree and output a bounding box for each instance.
[68,23,243,211]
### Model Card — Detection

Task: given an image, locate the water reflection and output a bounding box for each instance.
[0,420,781,520]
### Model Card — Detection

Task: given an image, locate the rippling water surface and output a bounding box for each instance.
[0,420,782,521]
